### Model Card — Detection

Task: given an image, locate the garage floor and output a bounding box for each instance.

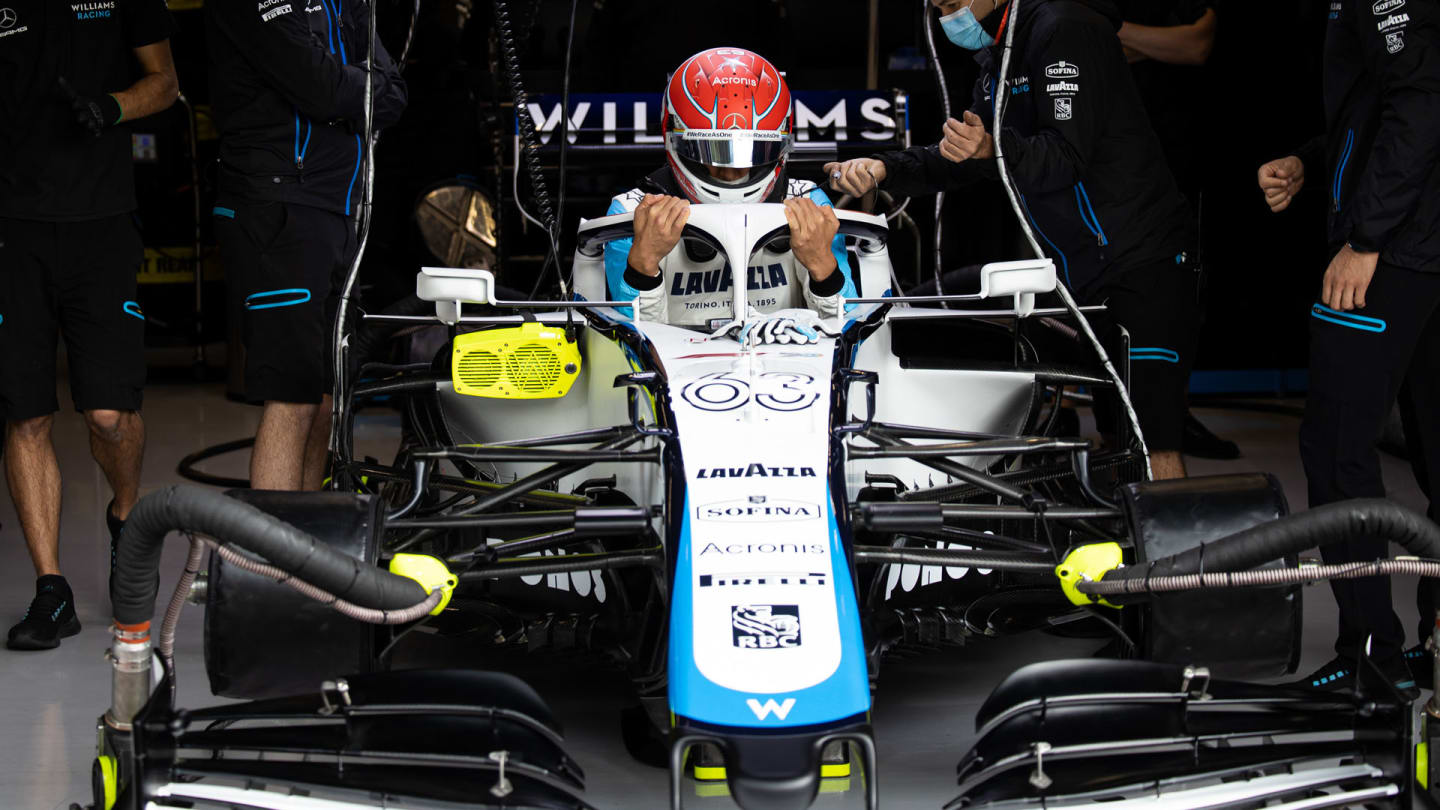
[0,381,1429,809]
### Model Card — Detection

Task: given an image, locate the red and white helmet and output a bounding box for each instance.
[663,47,792,204]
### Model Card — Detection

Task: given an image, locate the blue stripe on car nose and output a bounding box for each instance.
[245,288,312,310]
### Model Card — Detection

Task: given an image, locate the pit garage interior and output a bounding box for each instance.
[4,1,1436,809]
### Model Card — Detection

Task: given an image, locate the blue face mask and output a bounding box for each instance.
[939,6,992,51]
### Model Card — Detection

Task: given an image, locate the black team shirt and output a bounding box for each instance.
[0,0,173,221]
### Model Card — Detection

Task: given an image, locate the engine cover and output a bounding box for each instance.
[1120,473,1301,678]
[204,490,382,699]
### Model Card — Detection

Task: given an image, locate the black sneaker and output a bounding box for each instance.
[1182,412,1241,460]
[1406,644,1433,691]
[1289,654,1420,702]
[7,576,81,650]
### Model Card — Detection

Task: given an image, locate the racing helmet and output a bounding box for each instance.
[663,47,792,204]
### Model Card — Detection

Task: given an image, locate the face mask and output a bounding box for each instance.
[939,5,992,51]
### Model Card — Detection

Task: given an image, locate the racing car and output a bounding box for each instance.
[84,202,1440,810]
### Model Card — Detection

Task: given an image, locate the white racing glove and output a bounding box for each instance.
[737,308,839,347]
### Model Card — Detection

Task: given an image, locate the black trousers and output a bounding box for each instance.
[1299,261,1440,662]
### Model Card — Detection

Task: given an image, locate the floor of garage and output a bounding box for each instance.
[0,377,1428,809]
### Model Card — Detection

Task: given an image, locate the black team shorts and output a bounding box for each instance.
[214,199,354,405]
[0,215,146,420]
[1087,254,1202,453]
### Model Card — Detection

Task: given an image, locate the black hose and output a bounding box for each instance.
[114,485,427,625]
[1102,498,1440,583]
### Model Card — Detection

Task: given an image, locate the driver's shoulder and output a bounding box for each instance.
[607,187,646,215]
[783,178,832,206]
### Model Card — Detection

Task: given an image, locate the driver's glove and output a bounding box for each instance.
[738,308,839,347]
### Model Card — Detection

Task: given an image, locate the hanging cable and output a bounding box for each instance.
[328,0,383,471]
[989,0,1152,479]
[921,0,951,303]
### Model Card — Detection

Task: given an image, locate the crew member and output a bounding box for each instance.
[1116,0,1240,462]
[0,0,178,650]
[828,0,1199,479]
[604,47,857,340]
[207,0,407,490]
[1259,0,1440,699]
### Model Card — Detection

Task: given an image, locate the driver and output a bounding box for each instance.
[603,47,857,340]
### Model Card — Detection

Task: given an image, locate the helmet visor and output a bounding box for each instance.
[667,128,791,170]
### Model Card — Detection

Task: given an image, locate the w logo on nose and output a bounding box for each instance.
[746,697,795,720]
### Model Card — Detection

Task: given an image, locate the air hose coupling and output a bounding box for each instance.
[389,554,459,615]
[106,621,153,731]
[1056,542,1123,609]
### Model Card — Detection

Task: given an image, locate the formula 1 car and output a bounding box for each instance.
[86,202,1438,810]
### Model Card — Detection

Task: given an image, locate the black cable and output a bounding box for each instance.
[1084,605,1137,657]
[492,0,557,282]
[176,438,254,489]
[554,0,578,293]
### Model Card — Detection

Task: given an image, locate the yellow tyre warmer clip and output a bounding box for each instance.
[389,554,458,615]
[1056,542,1124,609]
[451,322,581,399]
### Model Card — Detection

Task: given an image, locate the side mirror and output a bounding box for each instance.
[416,266,497,324]
[978,258,1057,317]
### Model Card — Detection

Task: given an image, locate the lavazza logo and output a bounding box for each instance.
[732,604,801,649]
[695,463,817,479]
[1377,12,1408,30]
[696,495,820,523]
[1045,60,1079,79]
[1374,0,1404,14]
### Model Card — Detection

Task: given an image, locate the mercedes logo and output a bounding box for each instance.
[0,8,16,28]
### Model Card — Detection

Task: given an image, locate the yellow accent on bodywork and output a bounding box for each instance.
[1056,542,1123,609]
[821,761,851,778]
[97,755,118,810]
[451,322,581,399]
[692,761,851,783]
[694,765,728,782]
[1420,740,1430,790]
[389,554,458,615]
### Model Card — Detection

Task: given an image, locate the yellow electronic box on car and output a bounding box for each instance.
[450,321,581,399]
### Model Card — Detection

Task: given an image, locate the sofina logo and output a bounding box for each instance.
[1374,0,1404,14]
[1045,60,1079,78]
[696,496,821,523]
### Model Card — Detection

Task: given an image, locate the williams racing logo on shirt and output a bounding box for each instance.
[71,2,115,20]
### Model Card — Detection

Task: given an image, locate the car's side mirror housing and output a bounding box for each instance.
[978,258,1057,317]
[416,266,497,324]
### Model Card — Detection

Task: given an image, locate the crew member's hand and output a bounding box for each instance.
[1321,244,1379,312]
[629,194,689,276]
[783,197,840,280]
[823,158,887,198]
[939,110,994,163]
[59,77,122,137]
[1257,156,1305,213]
